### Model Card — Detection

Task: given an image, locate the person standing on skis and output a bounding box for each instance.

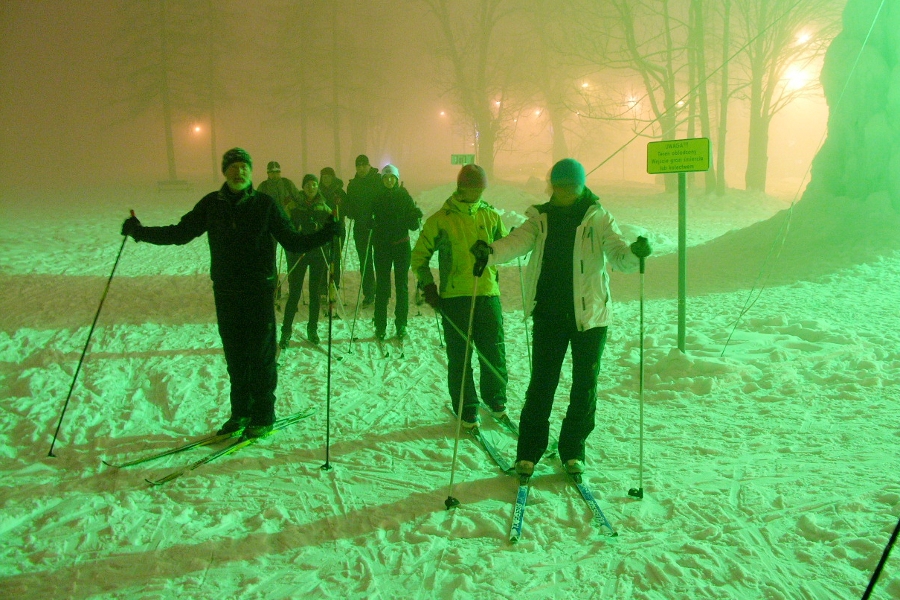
[120,148,342,439]
[318,166,347,293]
[345,155,383,308]
[412,164,509,428]
[280,174,333,347]
[471,158,651,477]
[370,164,422,341]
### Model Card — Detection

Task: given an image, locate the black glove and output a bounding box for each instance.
[630,236,651,259]
[423,283,441,310]
[470,240,492,277]
[322,216,346,240]
[121,215,142,239]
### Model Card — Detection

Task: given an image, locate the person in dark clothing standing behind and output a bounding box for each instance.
[471,158,652,476]
[319,166,347,293]
[120,148,342,438]
[280,174,333,347]
[370,164,422,340]
[345,155,383,308]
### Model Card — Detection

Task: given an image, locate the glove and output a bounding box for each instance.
[630,236,651,259]
[322,216,346,240]
[121,215,142,239]
[423,283,441,310]
[470,240,492,277]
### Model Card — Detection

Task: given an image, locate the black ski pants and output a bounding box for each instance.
[353,222,375,302]
[373,241,411,336]
[517,318,608,464]
[282,250,327,333]
[441,295,508,422]
[214,288,278,427]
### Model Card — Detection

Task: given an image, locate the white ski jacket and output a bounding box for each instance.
[488,193,638,330]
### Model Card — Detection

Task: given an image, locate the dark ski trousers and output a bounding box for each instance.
[373,241,411,336]
[353,223,375,301]
[517,318,607,464]
[441,295,508,422]
[214,288,278,427]
[282,250,327,334]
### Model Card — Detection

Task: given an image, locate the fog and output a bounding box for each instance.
[0,0,839,195]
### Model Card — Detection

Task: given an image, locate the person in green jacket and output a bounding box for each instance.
[411,164,509,426]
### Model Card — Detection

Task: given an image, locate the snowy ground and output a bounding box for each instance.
[0,182,898,599]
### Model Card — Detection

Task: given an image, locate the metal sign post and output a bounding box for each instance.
[646,137,711,353]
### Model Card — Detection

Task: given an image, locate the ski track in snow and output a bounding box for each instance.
[0,186,899,598]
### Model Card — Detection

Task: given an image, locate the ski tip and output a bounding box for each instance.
[101,459,116,468]
[509,536,520,544]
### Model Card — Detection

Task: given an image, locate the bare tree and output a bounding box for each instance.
[421,0,520,177]
[108,0,239,184]
[734,0,841,192]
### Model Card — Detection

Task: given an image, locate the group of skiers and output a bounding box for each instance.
[119,147,652,477]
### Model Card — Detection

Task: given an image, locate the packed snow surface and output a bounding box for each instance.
[0,183,898,599]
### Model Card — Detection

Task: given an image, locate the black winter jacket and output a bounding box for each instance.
[133,184,333,292]
[370,185,422,247]
[346,168,383,223]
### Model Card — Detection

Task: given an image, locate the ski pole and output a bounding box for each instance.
[341,217,353,293]
[322,210,341,472]
[628,255,646,500]
[48,210,135,457]
[439,311,504,383]
[348,227,373,353]
[862,515,900,599]
[434,310,444,348]
[445,260,486,509]
[517,256,532,375]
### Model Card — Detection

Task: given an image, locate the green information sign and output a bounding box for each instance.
[646,138,711,174]
[451,154,476,165]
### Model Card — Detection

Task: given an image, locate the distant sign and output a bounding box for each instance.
[646,138,711,174]
[451,154,476,165]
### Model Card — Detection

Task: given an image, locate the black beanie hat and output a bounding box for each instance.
[221,147,252,173]
[302,173,319,187]
[320,167,336,179]
[355,154,370,167]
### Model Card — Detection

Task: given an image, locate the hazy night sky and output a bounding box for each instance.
[0,1,834,196]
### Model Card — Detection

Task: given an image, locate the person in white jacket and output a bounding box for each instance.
[471,158,651,477]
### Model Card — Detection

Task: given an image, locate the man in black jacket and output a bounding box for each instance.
[345,154,383,308]
[120,148,342,439]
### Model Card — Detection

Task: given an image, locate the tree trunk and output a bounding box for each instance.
[159,0,177,181]
[206,0,218,185]
[745,107,771,192]
[692,0,716,194]
[331,3,341,170]
[548,106,568,162]
[716,0,731,196]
